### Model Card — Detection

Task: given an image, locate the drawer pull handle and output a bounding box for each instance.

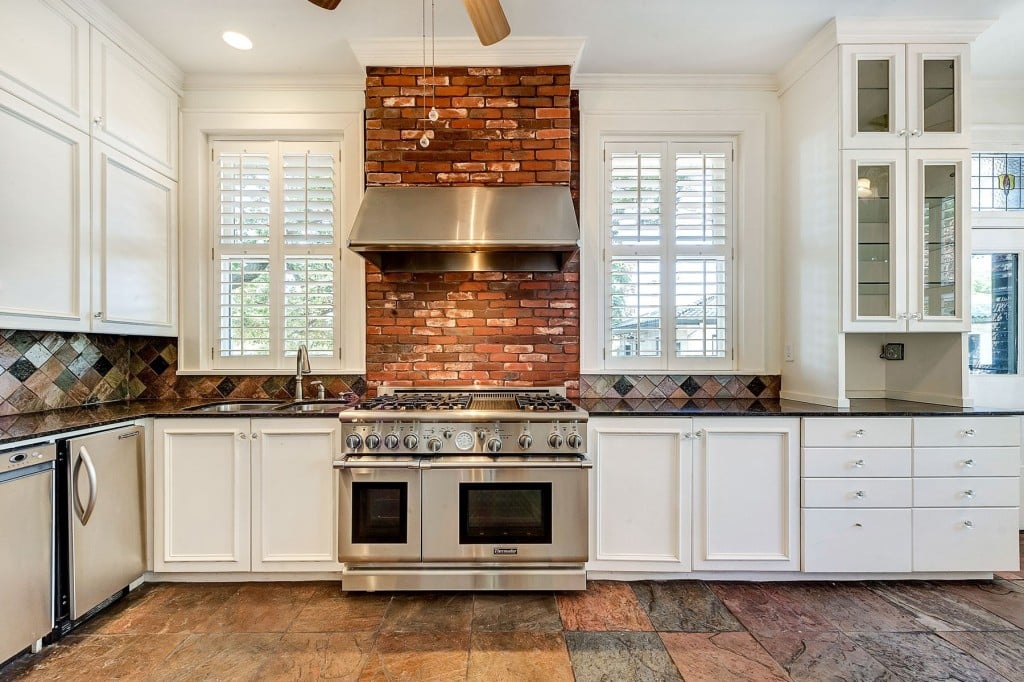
[962,428,976,437]
[853,429,865,438]
[963,520,974,529]
[855,490,866,499]
[962,458,975,468]
[853,459,865,468]
[854,522,863,527]
[963,489,975,499]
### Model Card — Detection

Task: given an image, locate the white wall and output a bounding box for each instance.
[577,77,781,375]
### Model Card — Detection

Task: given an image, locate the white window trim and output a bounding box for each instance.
[580,109,770,374]
[969,236,1024,407]
[177,109,365,375]
[602,140,735,371]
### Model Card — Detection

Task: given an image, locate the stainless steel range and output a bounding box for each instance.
[334,387,590,591]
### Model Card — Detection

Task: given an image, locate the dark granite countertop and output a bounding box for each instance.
[0,398,358,447]
[2,397,1021,448]
[580,397,1024,418]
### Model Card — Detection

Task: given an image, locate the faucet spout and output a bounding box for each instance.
[295,344,311,400]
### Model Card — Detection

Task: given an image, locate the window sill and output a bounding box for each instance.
[175,368,365,376]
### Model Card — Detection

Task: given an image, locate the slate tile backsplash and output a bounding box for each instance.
[580,375,781,400]
[0,330,366,416]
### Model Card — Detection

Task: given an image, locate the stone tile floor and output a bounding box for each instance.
[4,534,1023,681]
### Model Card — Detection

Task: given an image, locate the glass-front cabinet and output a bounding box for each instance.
[843,150,969,332]
[842,43,968,149]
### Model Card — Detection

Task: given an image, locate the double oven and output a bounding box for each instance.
[335,388,591,591]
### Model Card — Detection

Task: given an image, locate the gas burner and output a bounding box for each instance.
[355,393,472,412]
[515,395,576,412]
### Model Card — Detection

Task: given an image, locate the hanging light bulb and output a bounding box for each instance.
[419,132,431,148]
[428,106,439,122]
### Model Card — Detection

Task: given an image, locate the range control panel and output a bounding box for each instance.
[339,420,586,455]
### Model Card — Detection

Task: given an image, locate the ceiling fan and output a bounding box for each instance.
[307,0,511,46]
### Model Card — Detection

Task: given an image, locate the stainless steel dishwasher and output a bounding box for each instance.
[0,443,54,664]
[56,425,146,629]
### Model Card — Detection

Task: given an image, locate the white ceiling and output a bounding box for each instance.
[99,0,1024,80]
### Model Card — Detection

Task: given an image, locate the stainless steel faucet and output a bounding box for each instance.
[294,344,311,400]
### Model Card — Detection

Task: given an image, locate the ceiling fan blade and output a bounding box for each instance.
[463,0,510,46]
[308,0,343,9]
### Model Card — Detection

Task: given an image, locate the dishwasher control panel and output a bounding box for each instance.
[2,442,56,473]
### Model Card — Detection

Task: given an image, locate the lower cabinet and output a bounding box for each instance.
[153,418,341,573]
[588,416,800,573]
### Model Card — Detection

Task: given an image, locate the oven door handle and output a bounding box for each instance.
[333,456,420,470]
[421,456,593,470]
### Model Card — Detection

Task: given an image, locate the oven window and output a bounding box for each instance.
[351,483,407,544]
[459,483,552,544]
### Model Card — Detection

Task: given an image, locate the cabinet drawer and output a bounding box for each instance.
[913,478,1020,508]
[803,448,911,477]
[802,478,912,508]
[912,508,1020,572]
[913,447,1020,477]
[912,417,1020,448]
[803,418,912,448]
[803,509,911,573]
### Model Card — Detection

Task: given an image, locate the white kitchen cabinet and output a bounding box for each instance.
[842,148,970,332]
[0,0,90,131]
[90,29,178,179]
[251,419,342,572]
[90,143,177,336]
[153,418,342,574]
[0,90,90,332]
[153,418,251,572]
[588,418,691,572]
[841,43,969,150]
[692,418,801,571]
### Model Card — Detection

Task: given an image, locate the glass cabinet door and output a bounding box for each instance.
[910,151,969,331]
[844,151,906,331]
[842,46,906,149]
[907,45,968,148]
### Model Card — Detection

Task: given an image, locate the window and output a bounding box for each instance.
[972,152,1024,211]
[970,253,1019,375]
[604,141,733,370]
[212,140,342,370]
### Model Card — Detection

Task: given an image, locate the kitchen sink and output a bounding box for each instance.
[183,401,286,412]
[272,399,357,413]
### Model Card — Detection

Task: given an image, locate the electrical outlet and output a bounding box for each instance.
[784,343,794,362]
[880,343,905,361]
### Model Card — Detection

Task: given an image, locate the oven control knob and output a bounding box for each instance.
[426,436,443,453]
[547,432,563,448]
[486,437,502,453]
[567,432,583,450]
[345,433,362,450]
[364,433,381,450]
[403,433,419,450]
[384,433,400,450]
[518,433,533,450]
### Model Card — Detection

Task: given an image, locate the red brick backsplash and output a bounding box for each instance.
[363,66,581,397]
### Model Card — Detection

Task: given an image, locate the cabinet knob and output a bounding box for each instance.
[239,433,247,440]
[963,520,974,529]
[853,429,865,438]
[853,459,865,468]
[693,430,705,439]
[911,129,923,137]
[962,428,976,438]
[854,490,866,499]
[897,312,909,320]
[93,115,103,125]
[897,129,909,137]
[94,312,103,318]
[854,522,863,527]
[251,432,258,439]
[963,489,975,499]
[962,458,975,467]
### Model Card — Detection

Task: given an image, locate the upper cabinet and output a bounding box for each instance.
[841,43,969,150]
[90,29,178,179]
[0,0,90,131]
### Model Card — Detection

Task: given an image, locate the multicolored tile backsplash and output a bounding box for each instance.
[580,375,781,400]
[0,330,366,416]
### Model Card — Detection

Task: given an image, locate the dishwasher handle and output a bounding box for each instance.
[73,445,98,525]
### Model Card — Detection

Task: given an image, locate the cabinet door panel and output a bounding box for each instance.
[907,44,969,149]
[153,419,250,572]
[0,92,89,331]
[90,30,177,178]
[590,419,690,571]
[252,419,341,572]
[91,143,177,335]
[693,418,800,570]
[0,0,89,130]
[840,45,907,149]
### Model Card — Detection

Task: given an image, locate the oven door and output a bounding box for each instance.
[335,456,421,563]
[420,456,590,563]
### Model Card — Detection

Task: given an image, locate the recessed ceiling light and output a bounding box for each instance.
[222,31,253,50]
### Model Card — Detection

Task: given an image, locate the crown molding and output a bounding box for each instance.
[184,73,367,92]
[573,73,777,92]
[777,20,839,96]
[349,36,586,74]
[62,0,184,92]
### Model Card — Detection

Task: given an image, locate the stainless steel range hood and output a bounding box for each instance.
[347,186,579,272]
